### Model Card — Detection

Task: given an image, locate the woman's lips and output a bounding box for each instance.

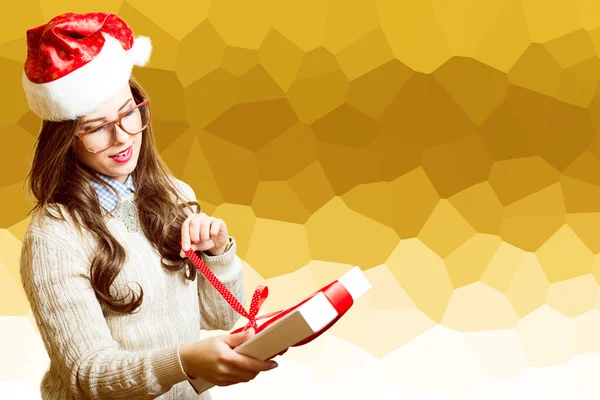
[109,145,132,163]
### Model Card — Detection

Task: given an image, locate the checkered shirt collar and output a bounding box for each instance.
[90,173,135,212]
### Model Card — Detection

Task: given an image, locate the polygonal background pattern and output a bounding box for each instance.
[2,0,600,398]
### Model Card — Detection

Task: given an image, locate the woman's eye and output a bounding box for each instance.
[88,126,104,134]
[121,108,136,118]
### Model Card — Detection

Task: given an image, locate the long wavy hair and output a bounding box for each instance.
[25,77,200,314]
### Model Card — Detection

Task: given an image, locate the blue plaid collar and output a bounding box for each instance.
[90,173,136,212]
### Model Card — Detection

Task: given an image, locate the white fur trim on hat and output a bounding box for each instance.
[129,36,152,66]
[22,33,152,122]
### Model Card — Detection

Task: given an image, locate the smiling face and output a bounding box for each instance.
[73,83,144,184]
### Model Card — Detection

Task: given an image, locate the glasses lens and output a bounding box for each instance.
[78,102,150,153]
[80,124,114,153]
[121,104,149,134]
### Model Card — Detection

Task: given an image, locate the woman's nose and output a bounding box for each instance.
[113,124,129,143]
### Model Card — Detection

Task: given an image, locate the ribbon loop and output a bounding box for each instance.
[244,285,268,331]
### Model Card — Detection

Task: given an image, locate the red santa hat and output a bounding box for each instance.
[22,12,152,121]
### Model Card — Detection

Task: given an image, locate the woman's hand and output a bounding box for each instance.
[179,329,278,386]
[180,212,229,257]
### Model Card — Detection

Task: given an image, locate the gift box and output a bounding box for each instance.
[183,248,372,394]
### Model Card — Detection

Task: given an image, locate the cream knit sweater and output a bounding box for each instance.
[19,178,245,399]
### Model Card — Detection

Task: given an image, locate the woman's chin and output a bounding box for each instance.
[102,162,137,178]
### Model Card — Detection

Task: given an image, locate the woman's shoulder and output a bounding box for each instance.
[168,176,196,203]
[20,204,94,267]
[26,204,87,241]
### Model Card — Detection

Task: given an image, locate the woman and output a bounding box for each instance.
[19,11,277,399]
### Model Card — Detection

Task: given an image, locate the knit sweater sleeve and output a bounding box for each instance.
[20,223,190,399]
[172,177,246,331]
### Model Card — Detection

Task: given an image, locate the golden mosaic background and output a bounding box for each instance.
[2,0,600,398]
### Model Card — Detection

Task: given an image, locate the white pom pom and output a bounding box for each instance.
[129,36,152,67]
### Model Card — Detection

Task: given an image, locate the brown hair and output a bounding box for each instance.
[25,77,199,314]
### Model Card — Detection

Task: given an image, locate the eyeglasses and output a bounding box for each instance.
[75,99,151,154]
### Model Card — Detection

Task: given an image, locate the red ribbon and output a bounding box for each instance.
[183,246,354,359]
[183,247,269,332]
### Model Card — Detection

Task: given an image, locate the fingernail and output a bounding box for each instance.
[183,242,190,251]
[269,362,278,369]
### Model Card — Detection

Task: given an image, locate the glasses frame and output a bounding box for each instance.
[75,99,151,154]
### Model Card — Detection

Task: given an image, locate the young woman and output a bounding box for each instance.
[19,12,276,399]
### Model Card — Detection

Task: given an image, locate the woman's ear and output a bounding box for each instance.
[71,136,84,162]
[71,136,78,151]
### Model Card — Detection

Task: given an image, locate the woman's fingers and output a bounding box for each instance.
[223,365,258,383]
[180,213,196,250]
[181,214,227,256]
[229,352,277,374]
[210,218,222,238]
[200,216,212,241]
[215,354,271,386]
[189,213,207,243]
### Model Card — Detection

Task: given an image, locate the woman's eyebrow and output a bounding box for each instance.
[81,99,133,126]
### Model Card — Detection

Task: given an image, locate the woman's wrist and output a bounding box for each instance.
[204,237,232,256]
[179,342,196,380]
